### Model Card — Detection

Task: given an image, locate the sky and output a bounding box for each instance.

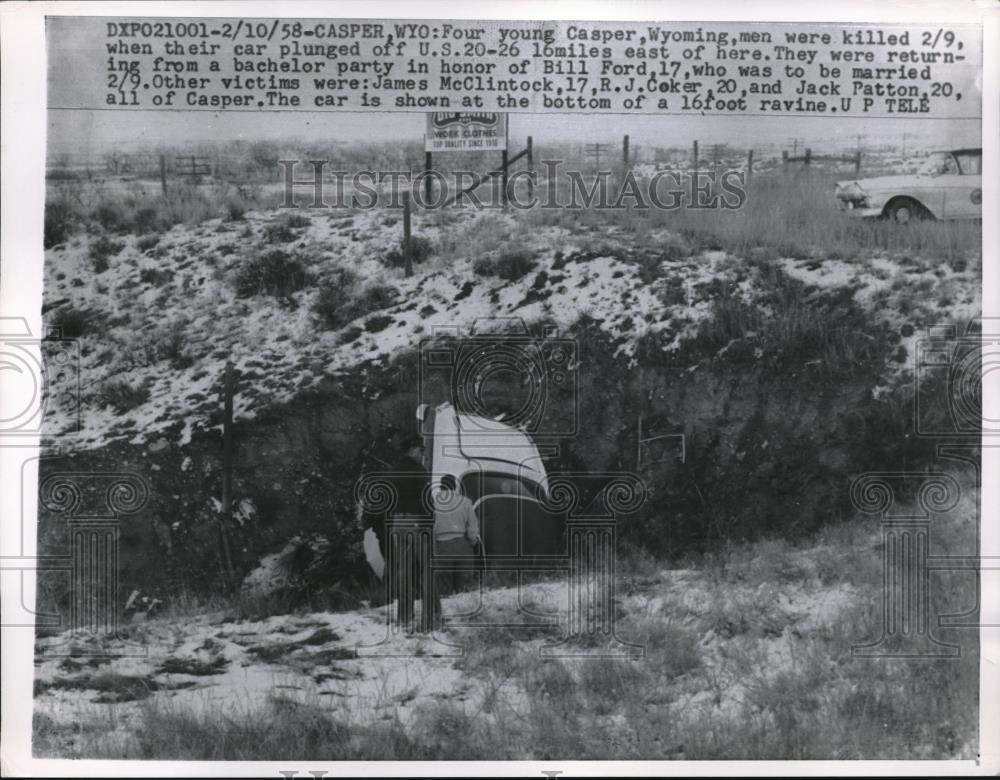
[48,109,980,157]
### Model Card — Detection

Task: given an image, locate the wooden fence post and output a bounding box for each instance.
[501,149,509,208]
[804,148,812,167]
[424,151,432,204]
[403,191,411,243]
[219,361,237,590]
[159,154,168,195]
[692,140,699,175]
[402,191,413,278]
[746,149,754,188]
[854,151,862,175]
[526,135,534,203]
[623,134,630,168]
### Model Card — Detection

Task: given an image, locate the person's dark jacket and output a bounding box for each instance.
[388,455,430,518]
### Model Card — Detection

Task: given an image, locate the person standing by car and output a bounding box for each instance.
[433,474,481,609]
[360,450,433,631]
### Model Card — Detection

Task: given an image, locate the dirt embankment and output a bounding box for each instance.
[36,208,965,604]
[37,293,902,602]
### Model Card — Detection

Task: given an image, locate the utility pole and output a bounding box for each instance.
[710,143,727,172]
[584,143,609,172]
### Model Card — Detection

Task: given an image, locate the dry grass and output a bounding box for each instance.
[524,170,980,266]
[46,179,266,240]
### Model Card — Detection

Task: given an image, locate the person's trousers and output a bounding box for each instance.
[387,517,434,631]
[394,535,477,630]
[434,536,477,603]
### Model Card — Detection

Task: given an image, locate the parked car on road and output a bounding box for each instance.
[835,148,982,223]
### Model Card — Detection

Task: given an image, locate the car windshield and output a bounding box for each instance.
[919,152,958,175]
[954,151,982,175]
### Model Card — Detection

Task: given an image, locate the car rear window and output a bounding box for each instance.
[955,152,982,175]
[461,472,540,502]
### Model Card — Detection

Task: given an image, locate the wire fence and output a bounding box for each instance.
[46,132,940,184]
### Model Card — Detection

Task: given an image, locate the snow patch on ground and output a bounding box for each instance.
[41,209,750,451]
[779,253,979,382]
[43,206,978,452]
[34,556,867,747]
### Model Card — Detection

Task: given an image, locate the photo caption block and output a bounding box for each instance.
[47,18,982,117]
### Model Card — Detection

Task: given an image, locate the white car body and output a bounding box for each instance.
[417,402,549,495]
[363,403,563,579]
[835,148,982,221]
[416,402,563,559]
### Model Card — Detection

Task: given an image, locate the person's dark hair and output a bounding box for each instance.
[440,474,457,491]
